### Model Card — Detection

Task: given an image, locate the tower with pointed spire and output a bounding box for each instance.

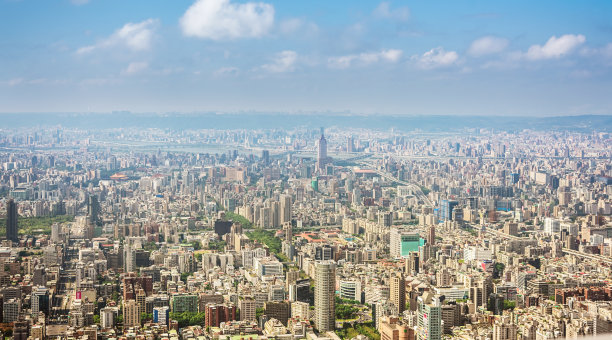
[317,127,328,172]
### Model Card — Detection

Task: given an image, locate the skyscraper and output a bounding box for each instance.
[261,150,270,165]
[439,200,458,222]
[347,136,355,152]
[31,286,50,316]
[87,195,100,226]
[390,273,406,315]
[427,225,436,245]
[123,299,140,328]
[315,261,336,332]
[280,194,292,224]
[6,199,18,242]
[316,128,328,172]
[417,294,442,340]
[283,222,293,243]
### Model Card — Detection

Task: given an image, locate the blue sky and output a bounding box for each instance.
[1,0,611,115]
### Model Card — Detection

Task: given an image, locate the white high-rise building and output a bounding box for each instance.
[544,218,561,234]
[417,294,442,340]
[340,280,362,302]
[100,307,115,329]
[315,261,336,332]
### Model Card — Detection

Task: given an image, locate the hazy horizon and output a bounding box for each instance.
[0,111,610,132]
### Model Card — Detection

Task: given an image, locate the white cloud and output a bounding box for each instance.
[603,43,612,58]
[468,36,509,57]
[279,18,318,37]
[261,51,298,73]
[2,78,48,86]
[77,19,158,54]
[570,69,592,78]
[373,2,410,21]
[213,66,240,77]
[122,61,149,75]
[414,47,458,69]
[7,78,24,86]
[328,49,403,69]
[580,43,612,60]
[79,77,121,86]
[525,34,585,60]
[180,0,274,40]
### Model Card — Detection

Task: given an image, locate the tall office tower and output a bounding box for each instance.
[417,294,442,340]
[439,200,458,222]
[123,299,140,328]
[427,225,436,245]
[271,201,281,228]
[124,242,135,273]
[347,136,355,152]
[390,273,406,315]
[31,286,50,316]
[315,261,336,332]
[316,128,328,172]
[283,222,293,243]
[261,150,270,165]
[51,223,61,243]
[153,306,170,326]
[280,195,292,224]
[87,195,100,226]
[6,199,18,242]
[470,277,493,309]
[405,252,420,275]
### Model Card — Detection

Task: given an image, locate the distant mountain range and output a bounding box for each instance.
[1,112,611,132]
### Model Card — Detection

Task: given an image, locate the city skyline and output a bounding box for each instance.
[1,1,612,339]
[1,0,612,115]
[0,122,611,339]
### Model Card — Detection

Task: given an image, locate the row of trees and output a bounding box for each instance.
[169,312,205,328]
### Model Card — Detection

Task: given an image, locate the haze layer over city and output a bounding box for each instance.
[1,1,612,340]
